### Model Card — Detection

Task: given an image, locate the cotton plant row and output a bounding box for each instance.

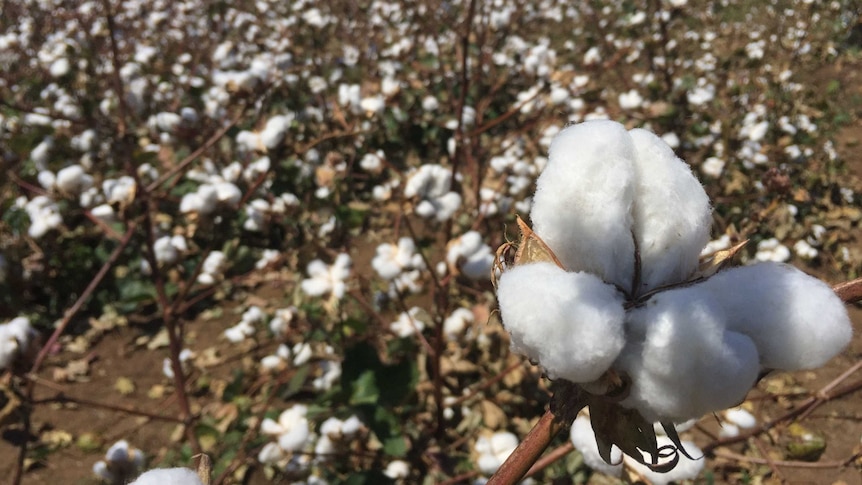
[494,120,852,472]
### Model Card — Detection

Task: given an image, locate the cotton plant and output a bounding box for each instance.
[494,120,852,470]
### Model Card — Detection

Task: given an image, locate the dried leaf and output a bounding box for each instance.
[195,454,213,485]
[696,239,748,279]
[114,377,136,396]
[479,400,507,429]
[588,400,659,467]
[513,216,564,268]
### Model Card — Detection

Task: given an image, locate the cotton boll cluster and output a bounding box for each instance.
[301,253,351,300]
[754,237,791,262]
[22,195,63,239]
[403,164,462,222]
[129,467,204,485]
[258,404,314,468]
[718,406,757,438]
[93,440,145,483]
[236,114,294,152]
[371,237,426,295]
[180,181,242,215]
[474,431,519,475]
[0,316,36,370]
[224,306,266,343]
[446,231,495,280]
[569,415,704,483]
[153,235,188,266]
[314,415,363,457]
[269,306,297,337]
[443,308,474,341]
[497,121,852,425]
[390,306,425,338]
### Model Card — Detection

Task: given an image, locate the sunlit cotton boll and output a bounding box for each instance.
[197,251,226,285]
[475,431,519,475]
[754,237,791,262]
[444,308,474,340]
[497,262,626,383]
[617,287,760,422]
[628,128,711,292]
[530,120,636,289]
[404,164,462,222]
[0,317,36,370]
[446,231,494,280]
[371,237,424,280]
[56,164,94,195]
[390,307,425,338]
[694,262,852,371]
[261,404,312,453]
[301,253,351,300]
[25,196,63,239]
[129,468,204,485]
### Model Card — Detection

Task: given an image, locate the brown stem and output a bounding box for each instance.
[486,410,563,485]
[833,276,862,304]
[525,441,574,478]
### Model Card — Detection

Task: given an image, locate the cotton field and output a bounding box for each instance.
[1,1,861,484]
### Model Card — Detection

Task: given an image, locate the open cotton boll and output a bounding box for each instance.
[530,120,636,290]
[619,288,760,421]
[497,262,626,383]
[628,129,712,293]
[129,468,204,485]
[698,262,851,370]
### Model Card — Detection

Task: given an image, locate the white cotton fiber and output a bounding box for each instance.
[699,262,852,370]
[496,262,626,383]
[130,468,204,485]
[530,120,636,291]
[628,129,712,293]
[618,287,760,421]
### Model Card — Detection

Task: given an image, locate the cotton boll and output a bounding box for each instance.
[698,263,851,370]
[56,164,94,195]
[475,431,519,475]
[497,262,626,383]
[0,317,36,370]
[619,287,760,421]
[530,120,636,290]
[628,129,711,293]
[129,467,204,485]
[569,415,623,477]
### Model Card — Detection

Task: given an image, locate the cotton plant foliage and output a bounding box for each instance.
[495,120,852,470]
